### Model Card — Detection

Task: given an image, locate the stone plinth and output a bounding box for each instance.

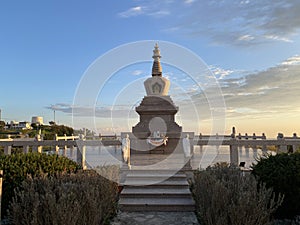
[132,95,182,154]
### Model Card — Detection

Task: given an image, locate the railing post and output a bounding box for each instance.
[262,133,267,152]
[199,133,203,152]
[34,134,42,153]
[277,133,287,153]
[54,134,59,154]
[252,133,257,151]
[4,145,11,155]
[70,134,74,159]
[244,133,249,155]
[292,133,298,153]
[232,126,236,136]
[0,170,3,223]
[230,131,238,167]
[237,133,242,153]
[23,145,29,154]
[215,133,219,150]
[63,134,67,157]
[77,134,86,170]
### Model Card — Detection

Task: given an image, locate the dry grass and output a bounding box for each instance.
[192,163,283,225]
[8,168,119,225]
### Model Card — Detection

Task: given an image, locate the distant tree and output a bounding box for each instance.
[49,121,56,126]
[31,123,37,130]
[0,121,5,130]
[51,125,73,136]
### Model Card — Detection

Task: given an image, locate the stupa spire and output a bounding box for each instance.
[152,43,162,77]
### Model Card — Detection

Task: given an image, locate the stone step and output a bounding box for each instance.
[119,169,195,212]
[121,187,192,198]
[124,178,190,187]
[124,169,185,175]
[125,173,187,182]
[119,197,195,212]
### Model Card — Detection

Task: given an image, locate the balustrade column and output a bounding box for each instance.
[23,145,29,153]
[0,170,3,223]
[262,133,267,152]
[230,133,239,166]
[77,134,86,169]
[292,133,298,153]
[4,145,11,155]
[277,133,287,153]
[63,134,67,157]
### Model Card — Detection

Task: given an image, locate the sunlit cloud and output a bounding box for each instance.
[281,55,300,65]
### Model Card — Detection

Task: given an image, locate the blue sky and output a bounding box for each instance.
[1,0,300,136]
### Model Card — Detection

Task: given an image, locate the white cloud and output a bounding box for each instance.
[46,103,137,119]
[184,0,196,5]
[240,0,250,4]
[118,1,172,18]
[210,66,234,80]
[264,35,293,43]
[118,6,144,18]
[148,10,170,18]
[238,35,255,42]
[124,0,300,46]
[132,70,143,76]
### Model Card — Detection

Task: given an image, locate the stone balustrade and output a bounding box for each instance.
[0,131,299,168]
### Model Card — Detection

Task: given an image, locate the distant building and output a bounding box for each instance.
[5,121,32,130]
[31,116,44,125]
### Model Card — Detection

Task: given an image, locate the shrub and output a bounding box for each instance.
[8,169,118,225]
[252,153,300,219]
[192,163,283,225]
[0,153,81,218]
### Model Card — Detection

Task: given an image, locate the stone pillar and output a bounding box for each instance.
[23,145,29,154]
[34,134,42,153]
[215,133,219,151]
[262,133,267,152]
[63,134,67,157]
[230,136,238,167]
[0,170,3,222]
[292,133,298,153]
[277,133,287,153]
[252,133,257,150]
[236,133,242,153]
[189,135,194,156]
[4,145,12,155]
[70,146,74,158]
[77,134,86,169]
[244,133,249,156]
[54,134,59,154]
[199,133,203,153]
[70,134,75,159]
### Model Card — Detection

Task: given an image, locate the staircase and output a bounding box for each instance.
[119,170,195,212]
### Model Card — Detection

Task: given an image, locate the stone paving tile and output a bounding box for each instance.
[111,211,200,225]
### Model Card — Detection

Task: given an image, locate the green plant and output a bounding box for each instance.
[252,152,300,219]
[8,169,118,225]
[0,153,81,218]
[192,163,283,225]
